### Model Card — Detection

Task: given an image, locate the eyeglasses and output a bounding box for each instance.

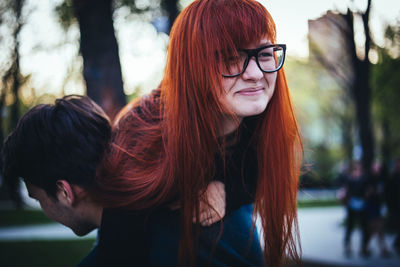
[221,44,286,78]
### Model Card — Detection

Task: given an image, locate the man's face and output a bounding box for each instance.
[25,181,97,236]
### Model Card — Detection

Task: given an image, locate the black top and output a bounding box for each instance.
[96,205,263,267]
[214,119,258,215]
[95,118,261,266]
[95,209,150,266]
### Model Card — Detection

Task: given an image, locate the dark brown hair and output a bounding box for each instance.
[2,95,111,198]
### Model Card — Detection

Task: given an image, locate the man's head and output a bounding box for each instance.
[2,95,111,235]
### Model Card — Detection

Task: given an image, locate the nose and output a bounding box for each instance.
[241,57,263,81]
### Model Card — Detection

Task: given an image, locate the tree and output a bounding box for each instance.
[72,0,126,119]
[56,0,180,118]
[308,0,375,173]
[0,0,28,207]
[343,0,374,173]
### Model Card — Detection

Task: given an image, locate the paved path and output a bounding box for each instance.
[0,206,399,266]
[299,207,400,267]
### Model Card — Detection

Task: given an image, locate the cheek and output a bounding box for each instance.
[39,201,58,220]
[221,78,236,93]
[264,72,277,87]
[218,78,237,109]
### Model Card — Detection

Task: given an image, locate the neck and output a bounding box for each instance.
[72,185,103,228]
[85,201,103,228]
[76,197,103,228]
[219,116,243,136]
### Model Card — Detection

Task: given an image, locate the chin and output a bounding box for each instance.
[72,225,97,237]
[237,103,268,118]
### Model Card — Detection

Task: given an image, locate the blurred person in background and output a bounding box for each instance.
[342,162,370,257]
[364,162,391,257]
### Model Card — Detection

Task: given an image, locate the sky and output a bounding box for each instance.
[261,0,400,56]
[11,0,400,98]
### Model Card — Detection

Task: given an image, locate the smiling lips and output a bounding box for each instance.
[236,87,264,96]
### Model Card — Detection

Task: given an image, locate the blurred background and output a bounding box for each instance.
[0,0,399,266]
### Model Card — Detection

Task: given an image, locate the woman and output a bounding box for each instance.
[96,0,302,266]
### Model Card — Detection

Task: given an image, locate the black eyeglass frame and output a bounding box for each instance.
[221,44,286,78]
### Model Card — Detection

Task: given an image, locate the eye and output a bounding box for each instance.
[258,47,274,61]
[259,52,273,58]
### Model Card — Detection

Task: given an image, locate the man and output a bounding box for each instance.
[3,94,259,267]
[2,95,110,266]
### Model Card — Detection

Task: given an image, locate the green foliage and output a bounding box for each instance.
[0,239,96,267]
[54,0,76,31]
[1,98,30,138]
[383,24,400,57]
[371,23,400,159]
[297,199,340,208]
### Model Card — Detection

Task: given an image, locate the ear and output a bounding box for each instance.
[55,180,75,206]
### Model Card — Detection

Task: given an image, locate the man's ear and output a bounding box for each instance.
[55,180,75,206]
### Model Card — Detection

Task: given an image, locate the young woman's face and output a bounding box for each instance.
[219,39,277,121]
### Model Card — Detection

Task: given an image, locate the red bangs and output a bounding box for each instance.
[198,0,276,51]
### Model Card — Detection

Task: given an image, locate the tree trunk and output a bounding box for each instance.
[353,60,374,173]
[342,0,374,173]
[73,0,126,119]
[341,111,354,163]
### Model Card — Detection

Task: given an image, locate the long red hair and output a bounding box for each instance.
[96,0,302,266]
